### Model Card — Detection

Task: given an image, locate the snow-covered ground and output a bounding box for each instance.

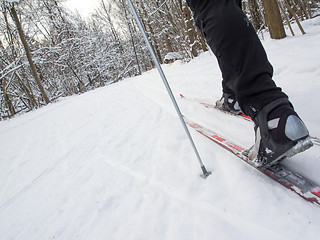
[1,18,320,240]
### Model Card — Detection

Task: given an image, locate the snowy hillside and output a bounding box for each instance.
[1,18,320,240]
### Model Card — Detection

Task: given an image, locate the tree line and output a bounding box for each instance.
[1,0,319,119]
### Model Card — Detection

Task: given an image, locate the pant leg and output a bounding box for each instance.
[187,0,288,117]
[217,56,236,95]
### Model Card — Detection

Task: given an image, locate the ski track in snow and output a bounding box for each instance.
[1,18,320,240]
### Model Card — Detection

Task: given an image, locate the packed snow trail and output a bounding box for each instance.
[1,18,320,240]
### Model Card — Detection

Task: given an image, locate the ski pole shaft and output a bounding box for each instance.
[127,0,211,178]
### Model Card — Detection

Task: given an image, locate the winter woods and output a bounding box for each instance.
[1,0,320,119]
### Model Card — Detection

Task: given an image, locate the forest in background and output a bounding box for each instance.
[1,0,320,120]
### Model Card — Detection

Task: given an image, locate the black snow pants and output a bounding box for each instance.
[186,0,288,117]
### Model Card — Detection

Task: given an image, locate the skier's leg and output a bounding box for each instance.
[187,0,312,167]
[192,0,288,116]
[216,58,242,114]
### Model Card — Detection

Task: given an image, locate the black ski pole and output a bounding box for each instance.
[127,0,211,178]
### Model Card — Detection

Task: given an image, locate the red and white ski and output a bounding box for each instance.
[183,115,320,207]
[180,94,252,121]
[180,93,320,146]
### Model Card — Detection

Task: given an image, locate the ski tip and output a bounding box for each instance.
[180,94,185,98]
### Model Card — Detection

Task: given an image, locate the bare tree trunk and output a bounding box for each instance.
[2,7,38,108]
[284,0,306,35]
[138,2,163,64]
[0,79,16,117]
[298,0,310,19]
[261,0,286,39]
[65,61,85,93]
[128,18,142,75]
[183,2,198,57]
[2,10,17,59]
[121,0,141,75]
[15,71,38,108]
[305,0,312,18]
[248,0,264,31]
[164,34,174,53]
[278,1,295,36]
[154,1,174,54]
[10,4,50,104]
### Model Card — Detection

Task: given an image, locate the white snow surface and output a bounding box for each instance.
[1,18,320,240]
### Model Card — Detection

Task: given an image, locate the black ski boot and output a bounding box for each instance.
[215,93,242,115]
[246,98,313,168]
